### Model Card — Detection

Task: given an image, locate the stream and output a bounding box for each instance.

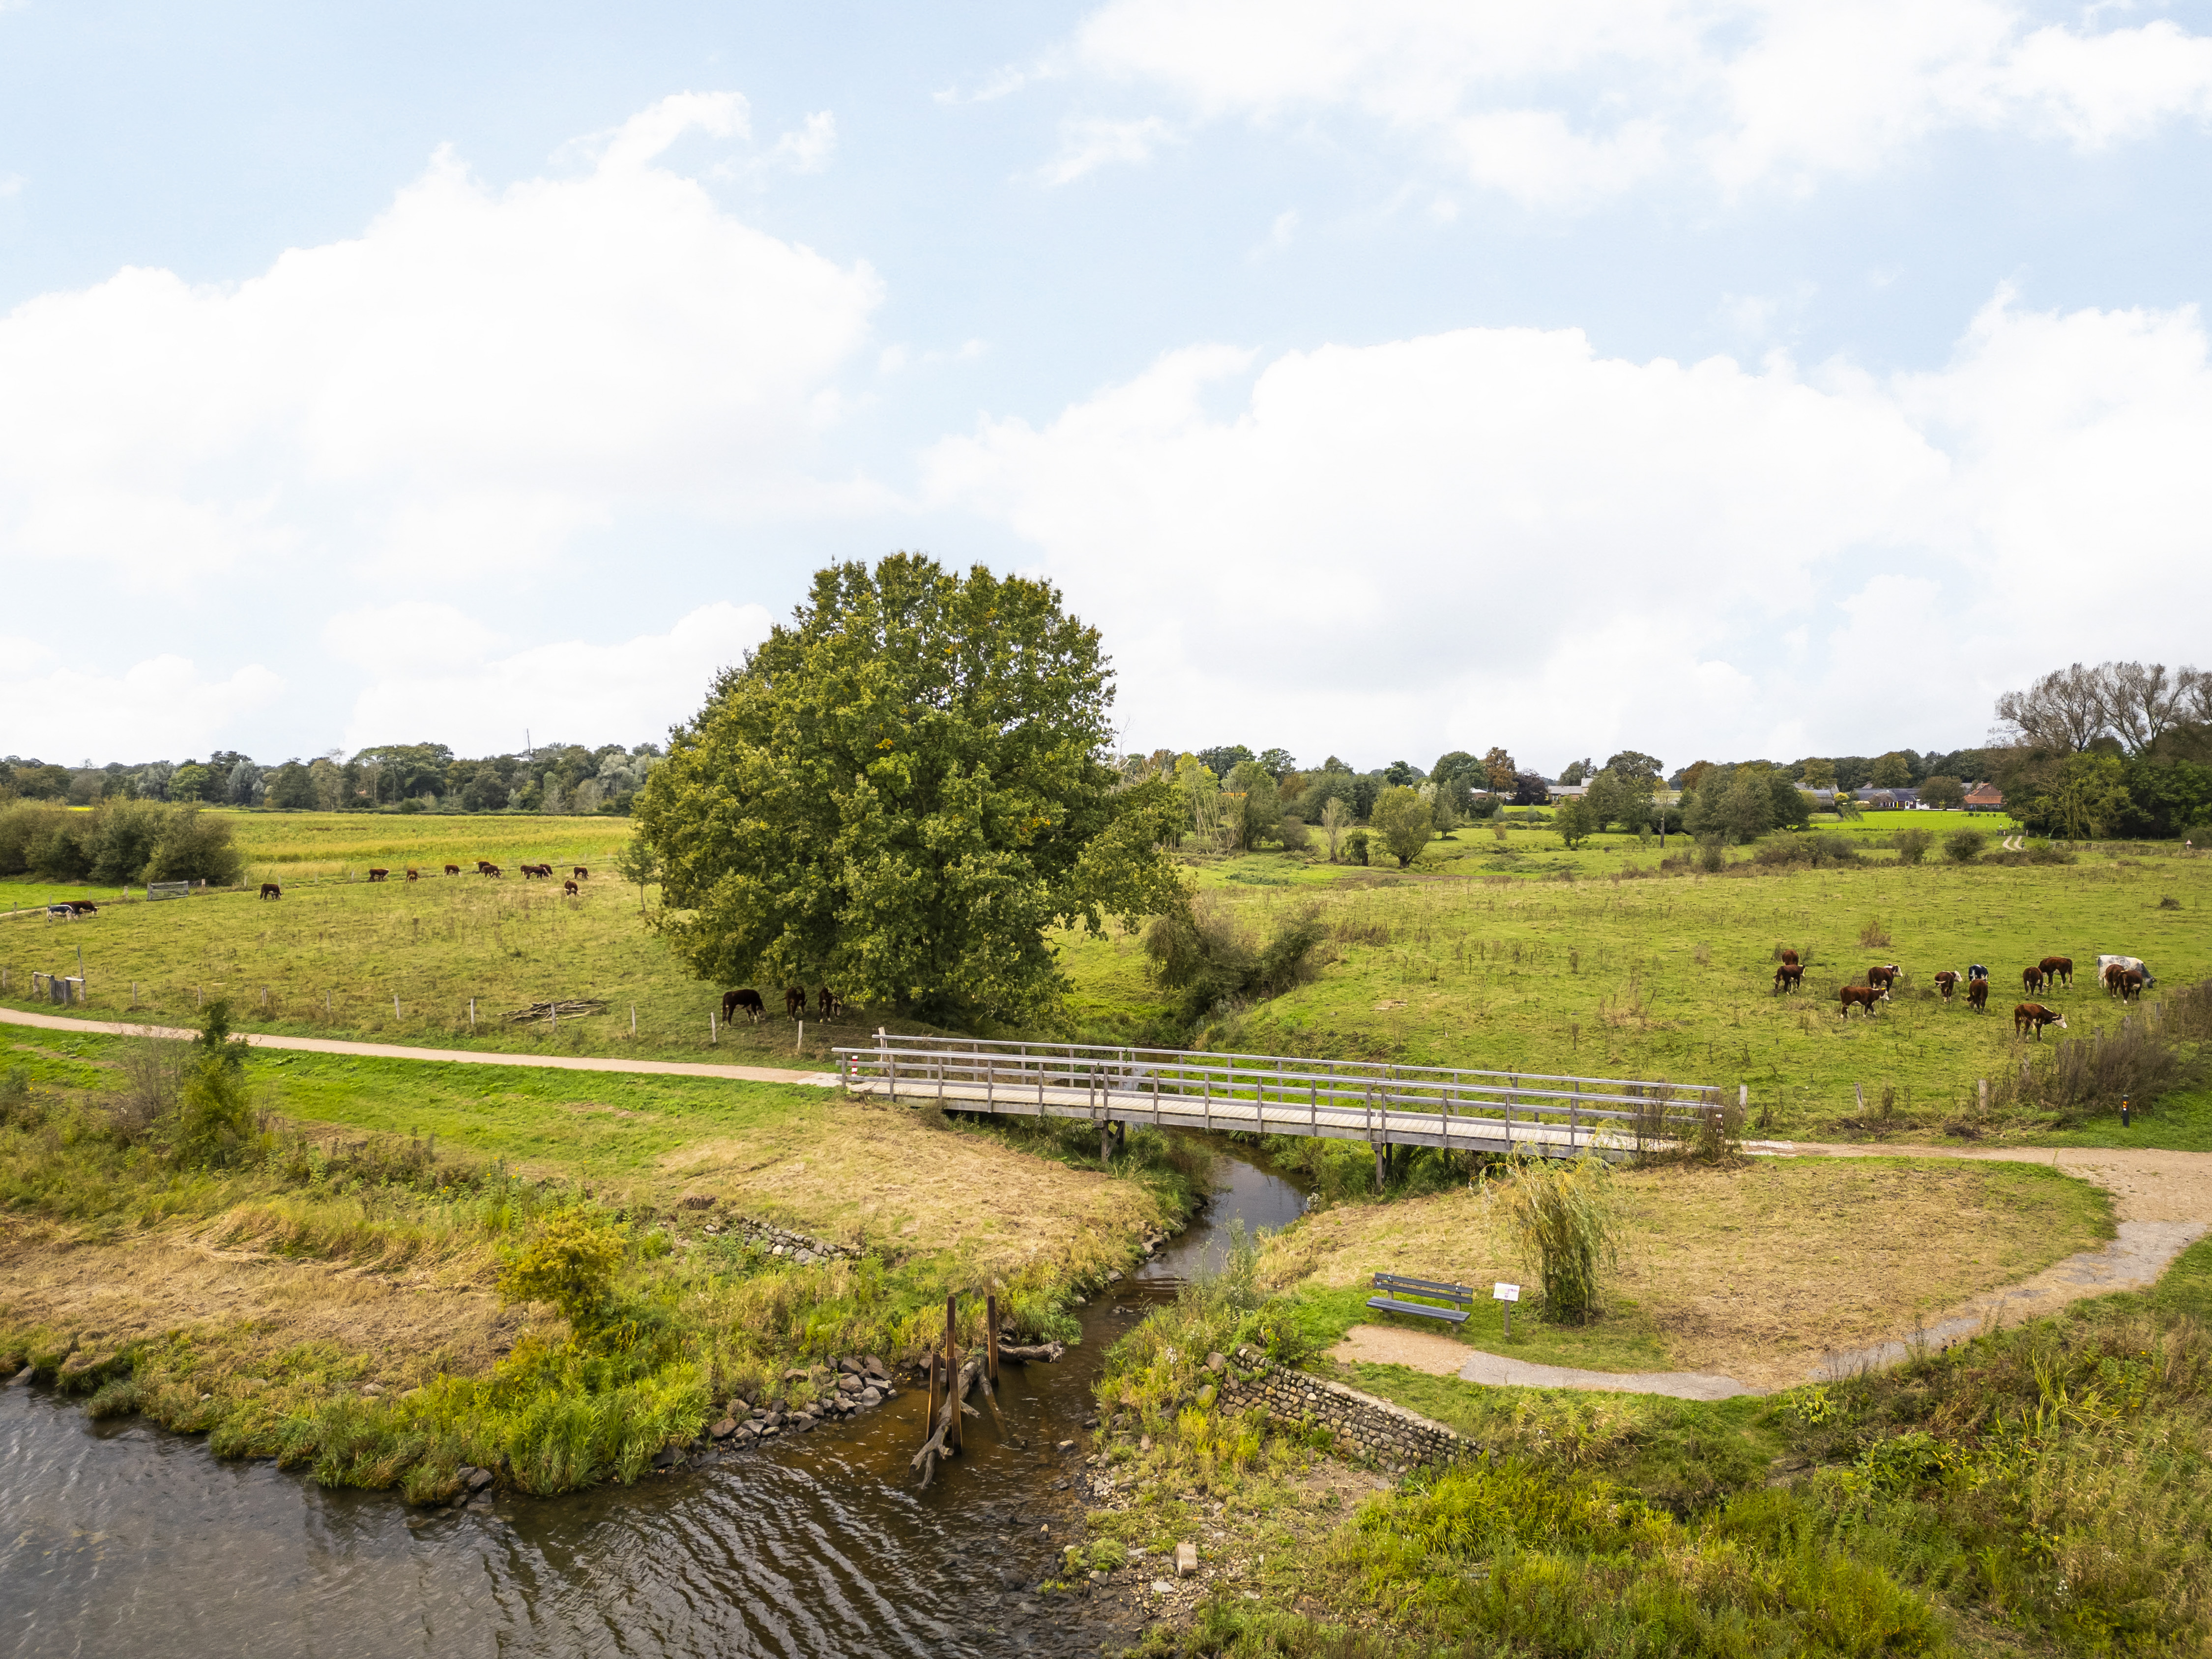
[0,1153,1308,1659]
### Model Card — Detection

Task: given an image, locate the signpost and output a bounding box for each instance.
[1493,1281,1521,1338]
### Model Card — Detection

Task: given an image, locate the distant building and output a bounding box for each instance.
[1963,783,2005,813]
[1852,787,1921,809]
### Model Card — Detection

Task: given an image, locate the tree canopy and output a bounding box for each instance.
[634,555,1184,1026]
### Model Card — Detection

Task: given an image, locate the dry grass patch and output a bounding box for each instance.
[1268,1157,2111,1386]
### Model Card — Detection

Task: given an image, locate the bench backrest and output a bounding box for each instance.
[1371,1272,1476,1303]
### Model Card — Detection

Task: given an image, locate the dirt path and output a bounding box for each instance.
[1329,1141,2212,1401]
[0,1006,840,1087]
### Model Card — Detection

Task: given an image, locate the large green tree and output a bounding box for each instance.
[634,556,1184,1026]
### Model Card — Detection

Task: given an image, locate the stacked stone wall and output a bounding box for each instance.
[702,1212,862,1263]
[1214,1346,1470,1470]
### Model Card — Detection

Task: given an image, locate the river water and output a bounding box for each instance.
[0,1155,1307,1659]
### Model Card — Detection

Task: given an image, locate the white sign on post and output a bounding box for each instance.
[1492,1283,1520,1302]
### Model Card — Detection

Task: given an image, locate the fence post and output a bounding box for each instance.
[394,993,401,1019]
[1978,1077,1987,1113]
[1854,1081,1866,1114]
[710,1008,717,1046]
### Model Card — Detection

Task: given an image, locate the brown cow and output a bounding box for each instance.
[2107,966,2147,1001]
[1969,979,1989,1013]
[572,866,589,879]
[475,860,494,873]
[67,900,99,914]
[1866,964,1900,994]
[1838,985,1883,1018]
[723,988,764,1023]
[2039,955,2073,988]
[1773,963,1804,993]
[481,863,503,878]
[2014,1002,2068,1039]
[520,863,547,880]
[2022,964,2044,993]
[785,987,806,1019]
[1777,947,1800,966]
[817,987,844,1018]
[258,883,281,901]
[562,879,579,897]
[367,868,389,882]
[444,864,461,877]
[406,867,420,881]
[1934,969,1959,1000]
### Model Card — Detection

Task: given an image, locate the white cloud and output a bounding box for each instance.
[929,292,2212,762]
[1035,116,1183,185]
[0,92,882,589]
[334,600,775,753]
[0,645,283,760]
[1067,0,2212,206]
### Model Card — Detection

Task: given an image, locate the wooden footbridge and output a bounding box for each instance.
[835,1033,1730,1179]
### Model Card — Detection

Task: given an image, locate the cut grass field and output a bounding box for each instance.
[0,1023,1194,1498]
[1259,1157,2113,1386]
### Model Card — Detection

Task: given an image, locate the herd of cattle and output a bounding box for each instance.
[256,861,593,902]
[1770,946,2157,1039]
[722,985,845,1024]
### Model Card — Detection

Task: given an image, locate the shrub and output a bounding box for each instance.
[498,1210,628,1332]
[1695,836,1725,873]
[1142,898,1329,1025]
[1944,828,1987,864]
[1490,1156,1619,1324]
[145,807,245,887]
[1892,826,1934,865]
[1277,815,1310,852]
[1344,828,1370,866]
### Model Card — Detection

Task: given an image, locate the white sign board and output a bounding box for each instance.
[1492,1282,1521,1303]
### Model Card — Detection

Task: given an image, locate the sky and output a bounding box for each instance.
[4,0,2212,777]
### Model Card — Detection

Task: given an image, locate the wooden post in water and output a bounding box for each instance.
[944,1294,962,1453]
[987,1293,1000,1384]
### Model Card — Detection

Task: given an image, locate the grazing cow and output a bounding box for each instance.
[817,987,844,1018]
[572,866,589,879]
[2022,964,2044,993]
[562,879,579,897]
[784,987,806,1019]
[475,860,494,874]
[1934,970,1959,1000]
[67,900,99,914]
[520,863,544,880]
[2040,955,2074,988]
[1777,947,1800,966]
[2096,954,2155,990]
[2014,1002,2068,1039]
[444,864,461,877]
[2105,965,2146,1001]
[259,883,282,901]
[1773,963,1804,993]
[367,868,389,882]
[481,863,503,878]
[1866,964,1901,994]
[1969,980,1990,1013]
[1838,985,1884,1018]
[406,868,420,882]
[723,988,765,1024]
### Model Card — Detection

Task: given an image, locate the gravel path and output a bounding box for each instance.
[0,1005,841,1087]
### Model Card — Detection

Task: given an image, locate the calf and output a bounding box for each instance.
[1777,947,1800,966]
[785,987,806,1019]
[2106,965,2146,1001]
[2014,1002,2068,1039]
[1934,969,1959,1000]
[406,867,420,881]
[1866,964,1900,994]
[1838,985,1884,1018]
[367,868,389,882]
[572,866,589,879]
[475,860,495,874]
[1773,963,1804,993]
[1968,979,1989,1013]
[259,883,282,901]
[2022,964,2044,994]
[562,879,579,897]
[723,988,765,1024]
[2039,955,2073,988]
[817,987,844,1018]
[2097,954,2155,990]
[444,864,461,877]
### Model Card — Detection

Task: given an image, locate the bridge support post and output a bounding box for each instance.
[1373,1141,1387,1194]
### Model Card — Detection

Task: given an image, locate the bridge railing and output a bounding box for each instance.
[833,1031,1719,1148]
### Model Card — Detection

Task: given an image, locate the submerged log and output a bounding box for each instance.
[994,1341,1065,1365]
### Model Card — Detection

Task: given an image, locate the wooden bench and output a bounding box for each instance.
[1366,1273,1475,1325]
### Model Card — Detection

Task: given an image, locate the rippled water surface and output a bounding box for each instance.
[0,1154,1306,1659]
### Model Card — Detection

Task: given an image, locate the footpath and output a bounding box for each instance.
[0,1005,840,1087]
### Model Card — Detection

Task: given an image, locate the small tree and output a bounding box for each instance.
[1492,1157,1619,1324]
[1893,826,1934,865]
[1554,795,1595,849]
[612,833,661,912]
[172,1001,255,1167]
[1370,785,1432,867]
[498,1211,627,1333]
[1944,828,1987,864]
[1919,774,1964,809]
[1319,796,1351,862]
